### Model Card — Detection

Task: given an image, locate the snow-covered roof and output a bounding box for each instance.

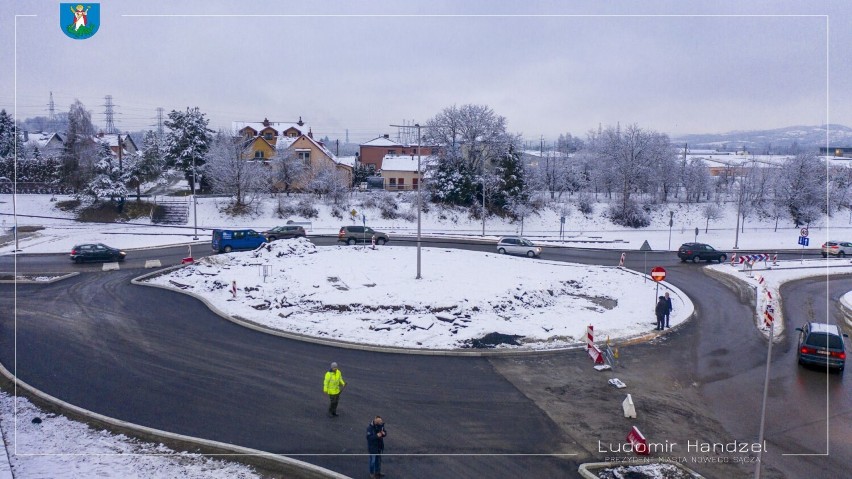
[362,136,402,147]
[233,120,308,136]
[275,136,298,149]
[336,156,357,168]
[380,154,432,172]
[521,150,569,159]
[24,132,63,149]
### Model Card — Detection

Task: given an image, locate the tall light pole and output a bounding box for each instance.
[415,123,422,279]
[192,155,198,240]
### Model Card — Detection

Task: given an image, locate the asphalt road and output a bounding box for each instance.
[0,240,849,478]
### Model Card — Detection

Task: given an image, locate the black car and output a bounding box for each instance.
[262,225,306,241]
[338,226,389,245]
[70,243,126,263]
[796,322,847,373]
[677,243,727,263]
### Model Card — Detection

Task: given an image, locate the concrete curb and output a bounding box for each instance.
[131,264,697,357]
[578,460,705,478]
[0,272,78,284]
[0,362,350,479]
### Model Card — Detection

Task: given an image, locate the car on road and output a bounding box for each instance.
[212,229,267,253]
[795,322,847,373]
[821,240,852,258]
[262,225,306,241]
[338,226,389,245]
[677,242,727,263]
[70,243,126,263]
[496,237,542,258]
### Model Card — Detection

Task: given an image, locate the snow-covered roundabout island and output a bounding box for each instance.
[143,239,692,351]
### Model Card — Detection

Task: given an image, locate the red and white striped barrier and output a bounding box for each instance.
[626,426,650,455]
[371,235,376,250]
[772,253,778,265]
[231,280,237,298]
[731,254,736,266]
[585,325,605,364]
[619,252,625,267]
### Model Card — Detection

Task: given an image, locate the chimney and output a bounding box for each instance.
[263,118,270,127]
[308,128,313,139]
[383,134,389,139]
[297,116,304,127]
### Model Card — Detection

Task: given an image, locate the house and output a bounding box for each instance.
[359,134,438,171]
[233,117,352,188]
[95,132,138,157]
[23,131,64,156]
[379,154,432,191]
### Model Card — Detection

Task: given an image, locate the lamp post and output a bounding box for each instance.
[191,155,198,240]
[415,123,422,280]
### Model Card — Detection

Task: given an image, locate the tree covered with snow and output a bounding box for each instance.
[139,130,167,184]
[164,107,213,191]
[61,100,97,189]
[773,152,827,227]
[491,145,528,214]
[423,104,515,207]
[82,142,128,202]
[308,163,349,206]
[204,131,270,211]
[0,109,22,159]
[679,157,712,203]
[273,147,307,196]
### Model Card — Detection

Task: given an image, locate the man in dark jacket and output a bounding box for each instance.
[655,296,667,331]
[664,292,673,328]
[366,416,387,478]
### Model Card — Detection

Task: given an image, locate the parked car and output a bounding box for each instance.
[796,322,848,374]
[70,243,126,263]
[677,242,727,263]
[262,225,306,241]
[212,229,267,253]
[821,240,852,257]
[338,226,389,245]
[496,237,542,258]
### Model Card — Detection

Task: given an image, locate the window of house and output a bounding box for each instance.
[264,133,273,141]
[388,149,396,155]
[388,178,397,189]
[397,178,405,190]
[412,178,419,189]
[298,151,311,165]
[254,150,265,159]
[368,164,376,173]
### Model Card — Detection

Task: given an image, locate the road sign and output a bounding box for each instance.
[798,236,809,246]
[650,266,666,282]
[800,227,809,237]
[639,240,652,251]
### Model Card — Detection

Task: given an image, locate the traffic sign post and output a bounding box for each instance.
[650,266,666,304]
[798,228,809,263]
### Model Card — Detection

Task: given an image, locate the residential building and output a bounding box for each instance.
[380,154,432,191]
[22,131,64,156]
[359,134,438,171]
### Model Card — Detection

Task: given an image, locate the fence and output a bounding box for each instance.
[0,182,75,195]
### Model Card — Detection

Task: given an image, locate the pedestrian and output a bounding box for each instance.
[366,415,387,478]
[655,296,667,331]
[323,362,346,417]
[664,292,673,328]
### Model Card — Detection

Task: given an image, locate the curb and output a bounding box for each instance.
[0,272,78,284]
[0,362,350,479]
[131,264,697,357]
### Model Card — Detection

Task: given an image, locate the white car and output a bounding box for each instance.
[496,237,542,258]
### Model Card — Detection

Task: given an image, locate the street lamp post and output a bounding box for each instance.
[192,156,198,240]
[415,124,422,280]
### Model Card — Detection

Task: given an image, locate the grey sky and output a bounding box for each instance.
[3,0,850,144]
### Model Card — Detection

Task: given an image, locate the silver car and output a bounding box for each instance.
[496,237,542,258]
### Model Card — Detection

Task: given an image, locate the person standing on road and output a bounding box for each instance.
[366,415,387,478]
[664,292,673,328]
[655,296,667,331]
[323,362,346,417]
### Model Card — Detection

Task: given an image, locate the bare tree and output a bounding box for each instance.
[273,147,307,196]
[309,163,348,206]
[204,131,270,212]
[701,203,723,233]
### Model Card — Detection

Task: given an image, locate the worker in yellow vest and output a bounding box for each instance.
[323,362,346,417]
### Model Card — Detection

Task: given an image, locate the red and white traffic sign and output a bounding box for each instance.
[800,227,809,237]
[650,266,666,282]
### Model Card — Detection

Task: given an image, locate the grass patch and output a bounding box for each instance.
[77,200,155,223]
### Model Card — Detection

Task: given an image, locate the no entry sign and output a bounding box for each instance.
[651,266,666,282]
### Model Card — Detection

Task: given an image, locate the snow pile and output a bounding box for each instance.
[596,462,700,478]
[0,391,260,478]
[148,239,688,349]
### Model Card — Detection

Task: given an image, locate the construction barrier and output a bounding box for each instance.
[622,394,637,418]
[626,426,650,456]
[619,252,625,267]
[586,325,605,365]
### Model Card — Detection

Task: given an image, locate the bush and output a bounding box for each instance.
[578,195,594,216]
[378,194,399,219]
[55,199,81,212]
[296,197,319,219]
[330,207,343,220]
[608,200,651,228]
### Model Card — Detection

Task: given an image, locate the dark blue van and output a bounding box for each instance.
[212,229,267,253]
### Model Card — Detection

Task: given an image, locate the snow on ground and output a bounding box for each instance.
[0,390,261,479]
[146,238,689,349]
[707,258,852,339]
[4,193,852,255]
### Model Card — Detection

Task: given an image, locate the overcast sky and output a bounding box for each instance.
[3,1,850,144]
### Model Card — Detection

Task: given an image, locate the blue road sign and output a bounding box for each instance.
[798,236,809,246]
